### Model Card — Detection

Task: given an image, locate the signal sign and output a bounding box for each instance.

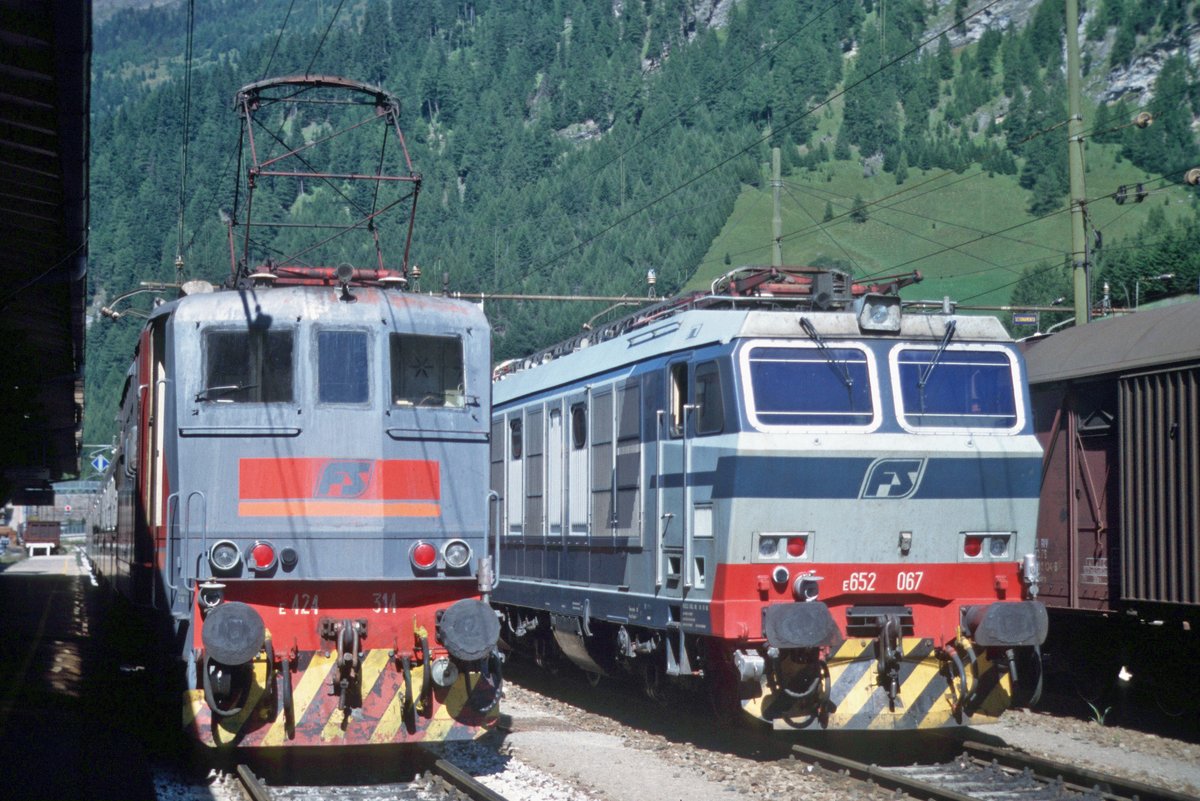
[91,454,111,473]
[1011,313,1038,326]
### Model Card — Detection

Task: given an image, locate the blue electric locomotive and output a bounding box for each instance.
[490,266,1047,730]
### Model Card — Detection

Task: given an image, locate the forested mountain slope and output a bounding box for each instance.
[83,0,1200,446]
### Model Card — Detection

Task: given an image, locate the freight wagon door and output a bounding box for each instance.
[1120,365,1200,609]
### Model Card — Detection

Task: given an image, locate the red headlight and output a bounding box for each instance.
[248,541,277,571]
[411,541,438,570]
[786,536,807,557]
[964,535,983,558]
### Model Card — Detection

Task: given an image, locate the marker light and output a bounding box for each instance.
[209,540,241,572]
[758,537,779,558]
[786,536,807,557]
[443,539,472,570]
[248,541,277,571]
[989,536,1009,557]
[964,535,984,558]
[430,657,459,688]
[411,541,438,571]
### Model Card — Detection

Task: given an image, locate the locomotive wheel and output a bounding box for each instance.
[532,635,559,674]
[703,657,742,724]
[641,659,668,705]
[280,657,295,739]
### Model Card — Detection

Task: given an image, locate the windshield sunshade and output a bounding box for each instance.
[748,345,874,426]
[896,349,1017,429]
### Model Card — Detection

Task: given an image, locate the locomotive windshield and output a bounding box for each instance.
[390,333,466,408]
[201,329,293,402]
[745,344,874,427]
[893,347,1018,429]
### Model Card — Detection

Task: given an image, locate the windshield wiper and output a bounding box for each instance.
[195,383,258,402]
[917,319,956,411]
[919,320,956,390]
[800,317,854,394]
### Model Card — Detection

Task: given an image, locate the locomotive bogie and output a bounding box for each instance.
[491,272,1047,731]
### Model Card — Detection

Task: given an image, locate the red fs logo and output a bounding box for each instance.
[238,458,440,517]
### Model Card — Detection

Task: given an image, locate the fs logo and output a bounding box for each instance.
[314,460,374,498]
[860,458,927,499]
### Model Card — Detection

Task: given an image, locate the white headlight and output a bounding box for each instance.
[443,539,472,570]
[209,540,241,572]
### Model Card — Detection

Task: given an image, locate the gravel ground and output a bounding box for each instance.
[151,677,1200,801]
[431,674,1200,801]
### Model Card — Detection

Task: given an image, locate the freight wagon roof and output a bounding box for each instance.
[1023,301,1200,384]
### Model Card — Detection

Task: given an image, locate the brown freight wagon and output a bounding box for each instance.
[22,520,61,556]
[1022,302,1200,715]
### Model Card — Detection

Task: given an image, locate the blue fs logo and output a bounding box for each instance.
[860,458,926,499]
[314,460,374,498]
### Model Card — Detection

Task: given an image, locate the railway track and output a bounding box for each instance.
[791,739,1196,801]
[235,755,507,801]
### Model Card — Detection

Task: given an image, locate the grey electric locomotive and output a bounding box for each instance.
[490,266,1047,730]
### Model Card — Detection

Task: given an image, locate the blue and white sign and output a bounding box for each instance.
[91,454,111,473]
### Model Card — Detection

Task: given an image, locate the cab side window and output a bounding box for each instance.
[695,361,724,434]
[669,362,688,437]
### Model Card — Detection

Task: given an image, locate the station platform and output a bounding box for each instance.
[0,552,157,800]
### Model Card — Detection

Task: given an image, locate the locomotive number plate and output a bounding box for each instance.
[278,593,320,615]
[840,571,926,592]
[842,572,877,592]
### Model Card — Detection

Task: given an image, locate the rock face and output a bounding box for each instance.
[1099,23,1200,104]
[940,0,1037,49]
[930,0,1198,107]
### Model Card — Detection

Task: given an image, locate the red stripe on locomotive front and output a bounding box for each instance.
[709,562,1021,642]
[238,458,440,501]
[194,580,478,652]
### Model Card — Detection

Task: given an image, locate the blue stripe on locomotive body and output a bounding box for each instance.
[491,306,1041,624]
[707,454,1043,500]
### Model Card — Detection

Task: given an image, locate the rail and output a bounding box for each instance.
[790,739,1197,801]
[235,756,510,801]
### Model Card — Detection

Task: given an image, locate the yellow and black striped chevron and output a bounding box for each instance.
[184,646,499,747]
[742,637,1011,730]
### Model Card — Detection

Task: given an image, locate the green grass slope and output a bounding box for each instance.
[692,141,1189,307]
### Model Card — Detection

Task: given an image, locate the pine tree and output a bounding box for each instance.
[937,33,954,80]
[850,193,868,223]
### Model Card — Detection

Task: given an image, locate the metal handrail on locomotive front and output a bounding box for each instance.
[230,75,421,286]
[494,266,923,379]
